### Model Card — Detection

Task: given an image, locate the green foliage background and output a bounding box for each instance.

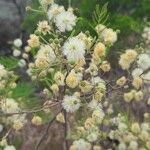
[23,0,150,34]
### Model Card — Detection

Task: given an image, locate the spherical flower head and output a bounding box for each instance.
[119,50,137,70]
[119,54,131,70]
[76,126,86,137]
[137,53,150,71]
[18,59,26,68]
[118,122,128,131]
[131,122,140,134]
[62,95,81,113]
[92,109,105,124]
[56,113,65,123]
[93,145,101,150]
[118,143,126,150]
[132,68,143,78]
[101,28,117,45]
[87,132,98,142]
[0,64,7,79]
[4,145,16,150]
[132,77,143,89]
[79,80,93,93]
[84,117,95,129]
[66,70,79,88]
[48,3,65,20]
[134,91,144,102]
[31,116,42,126]
[141,122,149,131]
[94,91,103,101]
[128,141,138,150]
[125,49,138,62]
[27,34,40,48]
[13,49,21,57]
[54,71,65,86]
[86,63,98,76]
[72,139,91,150]
[77,32,93,50]
[88,100,102,111]
[50,84,59,94]
[116,76,127,86]
[91,77,106,92]
[13,119,23,130]
[35,45,56,69]
[0,138,7,147]
[55,10,77,32]
[97,82,106,93]
[124,92,134,102]
[13,38,22,47]
[63,37,85,62]
[94,42,106,57]
[100,61,111,72]
[139,130,149,141]
[1,98,19,113]
[95,24,106,34]
[37,20,51,34]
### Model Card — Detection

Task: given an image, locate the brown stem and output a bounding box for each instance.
[34,108,62,150]
[64,110,69,150]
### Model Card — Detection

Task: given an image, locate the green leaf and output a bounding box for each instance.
[0,57,18,70]
[111,14,141,33]
[92,3,109,26]
[79,0,97,20]
[74,17,98,37]
[11,82,35,99]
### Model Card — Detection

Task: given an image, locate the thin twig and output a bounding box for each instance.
[34,109,62,150]
[64,110,69,150]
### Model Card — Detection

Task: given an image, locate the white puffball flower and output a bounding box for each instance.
[1,98,19,113]
[87,132,98,142]
[13,38,22,47]
[62,36,86,62]
[132,68,143,78]
[62,95,81,113]
[92,108,105,124]
[101,28,117,45]
[35,45,56,69]
[137,54,150,71]
[88,100,102,110]
[0,64,7,79]
[48,3,65,20]
[118,143,126,150]
[128,141,138,150]
[4,145,16,150]
[18,59,26,68]
[142,71,150,82]
[13,49,21,57]
[72,139,91,150]
[55,10,77,32]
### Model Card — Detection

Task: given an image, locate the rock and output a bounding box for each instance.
[0,0,27,55]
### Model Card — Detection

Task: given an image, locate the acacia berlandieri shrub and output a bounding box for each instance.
[1,0,150,150]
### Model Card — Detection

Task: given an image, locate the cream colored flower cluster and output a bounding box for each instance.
[0,65,27,132]
[0,98,27,130]
[142,26,150,49]
[0,66,27,150]
[109,114,150,150]
[7,0,150,149]
[0,64,17,91]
